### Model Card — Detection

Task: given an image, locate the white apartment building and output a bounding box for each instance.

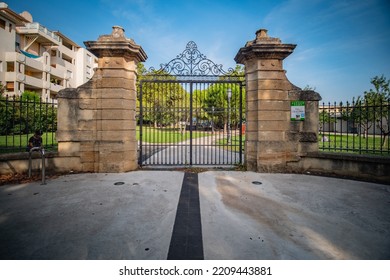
[0,2,97,101]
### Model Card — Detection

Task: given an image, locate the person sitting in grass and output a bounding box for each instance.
[27,130,43,151]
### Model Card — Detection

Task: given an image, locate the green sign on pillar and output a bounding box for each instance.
[291,101,305,121]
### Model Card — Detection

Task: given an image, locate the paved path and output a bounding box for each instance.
[0,171,389,259]
[142,145,241,165]
[140,133,242,165]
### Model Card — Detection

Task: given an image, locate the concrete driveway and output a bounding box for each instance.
[0,171,389,260]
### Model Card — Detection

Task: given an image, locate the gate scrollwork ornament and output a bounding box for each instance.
[150,41,234,76]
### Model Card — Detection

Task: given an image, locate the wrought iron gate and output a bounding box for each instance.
[137,41,244,166]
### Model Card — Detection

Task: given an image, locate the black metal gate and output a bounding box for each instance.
[137,41,244,166]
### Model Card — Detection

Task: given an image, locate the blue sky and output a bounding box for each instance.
[6,0,390,103]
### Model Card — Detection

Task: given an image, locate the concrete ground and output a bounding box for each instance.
[0,170,389,260]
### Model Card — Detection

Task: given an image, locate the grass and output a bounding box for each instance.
[0,127,208,153]
[0,132,57,153]
[2,129,388,157]
[319,133,390,155]
[137,126,209,144]
[218,133,390,155]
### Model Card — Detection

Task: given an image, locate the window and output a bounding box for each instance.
[6,82,14,91]
[8,23,12,32]
[0,19,5,29]
[6,62,14,72]
[0,60,3,72]
[87,54,92,64]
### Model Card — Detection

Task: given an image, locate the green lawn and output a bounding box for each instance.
[218,133,389,155]
[1,127,208,153]
[137,126,209,144]
[319,133,390,155]
[0,132,57,153]
[3,130,388,156]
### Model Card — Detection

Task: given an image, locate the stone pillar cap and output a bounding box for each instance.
[234,28,296,63]
[249,29,281,45]
[84,26,147,62]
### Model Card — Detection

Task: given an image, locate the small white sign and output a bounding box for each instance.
[291,101,305,121]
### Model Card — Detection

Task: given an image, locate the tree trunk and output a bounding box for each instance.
[381,132,389,148]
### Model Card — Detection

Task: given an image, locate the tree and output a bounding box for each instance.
[0,90,57,135]
[0,82,12,135]
[136,62,246,132]
[0,81,5,96]
[137,63,187,128]
[202,65,245,132]
[363,75,390,147]
[319,109,336,134]
[204,83,243,133]
[351,75,390,146]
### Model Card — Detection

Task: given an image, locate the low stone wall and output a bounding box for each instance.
[2,152,388,185]
[0,152,72,176]
[288,152,390,184]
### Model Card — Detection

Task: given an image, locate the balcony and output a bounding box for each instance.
[60,45,76,59]
[4,71,16,81]
[25,55,44,71]
[50,64,66,78]
[6,51,45,72]
[16,23,60,45]
[50,83,64,93]
[6,52,25,63]
[63,60,74,70]
[50,56,65,68]
[24,75,43,89]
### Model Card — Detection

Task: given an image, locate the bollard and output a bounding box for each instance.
[41,148,46,185]
[28,147,46,185]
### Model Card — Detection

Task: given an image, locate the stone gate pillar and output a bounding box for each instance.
[56,26,147,172]
[235,29,321,172]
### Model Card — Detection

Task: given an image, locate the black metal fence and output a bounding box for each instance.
[3,94,388,158]
[319,99,390,156]
[0,95,57,153]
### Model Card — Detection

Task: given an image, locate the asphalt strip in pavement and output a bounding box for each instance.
[167,172,204,260]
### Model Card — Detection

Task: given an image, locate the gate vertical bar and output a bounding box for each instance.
[239,82,243,164]
[158,81,162,164]
[189,82,193,165]
[138,82,143,166]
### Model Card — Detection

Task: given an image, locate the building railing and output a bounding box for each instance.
[319,100,390,156]
[17,23,61,43]
[0,95,58,154]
